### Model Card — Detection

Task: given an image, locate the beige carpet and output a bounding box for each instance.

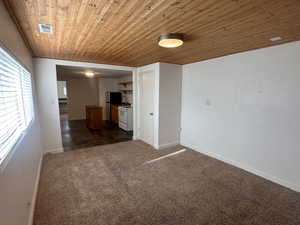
[34,141,300,225]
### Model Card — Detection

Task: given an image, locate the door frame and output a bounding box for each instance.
[34,58,136,153]
[135,63,159,149]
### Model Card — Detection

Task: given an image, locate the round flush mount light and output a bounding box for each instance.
[85,71,95,77]
[158,33,184,48]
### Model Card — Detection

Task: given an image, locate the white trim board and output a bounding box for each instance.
[181,142,300,192]
[28,154,43,225]
[35,58,134,71]
[143,149,186,164]
[44,147,64,154]
[158,141,180,150]
[0,122,36,174]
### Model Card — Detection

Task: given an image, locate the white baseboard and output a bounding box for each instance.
[181,142,300,193]
[44,147,64,154]
[28,154,43,225]
[158,141,180,150]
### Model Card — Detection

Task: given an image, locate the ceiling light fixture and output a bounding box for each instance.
[85,71,95,77]
[158,33,184,48]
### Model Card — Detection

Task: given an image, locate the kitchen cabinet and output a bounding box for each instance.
[86,106,103,129]
[111,105,119,124]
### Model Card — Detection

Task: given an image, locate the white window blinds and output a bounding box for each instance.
[21,69,34,126]
[0,47,34,163]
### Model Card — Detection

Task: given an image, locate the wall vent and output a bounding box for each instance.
[38,24,53,34]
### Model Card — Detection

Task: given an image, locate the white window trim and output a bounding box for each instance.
[0,119,35,173]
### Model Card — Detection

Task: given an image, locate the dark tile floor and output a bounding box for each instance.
[60,119,133,151]
[59,102,68,120]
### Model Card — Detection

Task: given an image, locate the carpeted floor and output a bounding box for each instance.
[34,141,300,225]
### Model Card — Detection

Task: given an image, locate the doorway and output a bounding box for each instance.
[56,65,134,151]
[57,81,68,120]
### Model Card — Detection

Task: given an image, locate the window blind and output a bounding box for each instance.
[0,47,34,163]
[21,69,34,126]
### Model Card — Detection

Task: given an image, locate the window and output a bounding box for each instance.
[63,86,67,96]
[0,47,34,163]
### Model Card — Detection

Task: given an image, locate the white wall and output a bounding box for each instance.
[181,41,300,191]
[34,58,134,153]
[67,78,98,120]
[34,60,63,153]
[0,1,43,225]
[159,63,182,148]
[98,78,119,120]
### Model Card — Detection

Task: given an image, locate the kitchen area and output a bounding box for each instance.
[56,65,133,151]
[107,80,133,131]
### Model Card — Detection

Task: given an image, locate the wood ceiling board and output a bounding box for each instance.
[4,0,300,67]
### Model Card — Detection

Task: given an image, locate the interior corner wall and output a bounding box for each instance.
[34,59,63,153]
[137,63,182,149]
[158,63,182,148]
[181,41,300,191]
[0,1,44,225]
[67,78,98,120]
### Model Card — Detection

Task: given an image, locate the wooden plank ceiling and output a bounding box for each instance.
[4,0,300,66]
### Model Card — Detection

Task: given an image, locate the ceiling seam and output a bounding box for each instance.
[3,0,35,56]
